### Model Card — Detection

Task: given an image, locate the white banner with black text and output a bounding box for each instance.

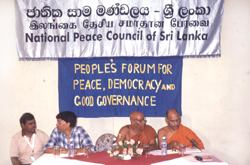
[15,0,225,59]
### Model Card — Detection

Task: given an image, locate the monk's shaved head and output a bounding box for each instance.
[166,109,180,118]
[129,111,146,131]
[130,111,143,120]
[165,109,181,130]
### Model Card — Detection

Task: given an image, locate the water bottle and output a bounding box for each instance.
[161,137,167,156]
[112,137,117,148]
[118,134,122,142]
[136,141,140,147]
[68,138,75,158]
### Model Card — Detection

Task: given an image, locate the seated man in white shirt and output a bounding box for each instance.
[10,113,49,165]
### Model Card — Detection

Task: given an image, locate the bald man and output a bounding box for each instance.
[158,109,204,150]
[117,111,157,151]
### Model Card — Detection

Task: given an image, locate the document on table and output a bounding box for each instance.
[185,147,202,153]
[149,147,201,156]
[149,150,178,155]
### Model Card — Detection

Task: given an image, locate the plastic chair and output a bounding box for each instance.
[95,133,116,152]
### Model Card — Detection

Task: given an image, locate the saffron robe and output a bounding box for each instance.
[167,124,204,149]
[129,125,157,146]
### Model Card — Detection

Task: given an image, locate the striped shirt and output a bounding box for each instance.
[44,126,95,151]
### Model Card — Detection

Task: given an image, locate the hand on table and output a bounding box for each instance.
[60,148,68,154]
[168,141,180,150]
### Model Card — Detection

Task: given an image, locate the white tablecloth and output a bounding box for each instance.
[151,149,229,165]
[32,154,103,165]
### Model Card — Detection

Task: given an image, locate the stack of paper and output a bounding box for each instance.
[185,147,202,153]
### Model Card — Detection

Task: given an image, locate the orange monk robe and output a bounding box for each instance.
[167,124,204,149]
[129,125,157,146]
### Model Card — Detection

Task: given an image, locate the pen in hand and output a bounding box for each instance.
[185,136,202,152]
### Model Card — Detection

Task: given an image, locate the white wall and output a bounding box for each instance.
[1,0,250,164]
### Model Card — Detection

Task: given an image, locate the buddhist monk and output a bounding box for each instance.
[117,111,157,151]
[158,109,204,150]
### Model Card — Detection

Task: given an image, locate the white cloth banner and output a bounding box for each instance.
[15,0,225,59]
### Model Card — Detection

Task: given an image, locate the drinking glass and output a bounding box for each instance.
[53,146,60,158]
[85,145,91,158]
[179,144,186,156]
[143,144,149,157]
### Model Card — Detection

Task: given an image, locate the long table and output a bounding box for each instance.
[32,149,229,165]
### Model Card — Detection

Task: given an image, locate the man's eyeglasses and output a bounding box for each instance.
[134,118,147,123]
